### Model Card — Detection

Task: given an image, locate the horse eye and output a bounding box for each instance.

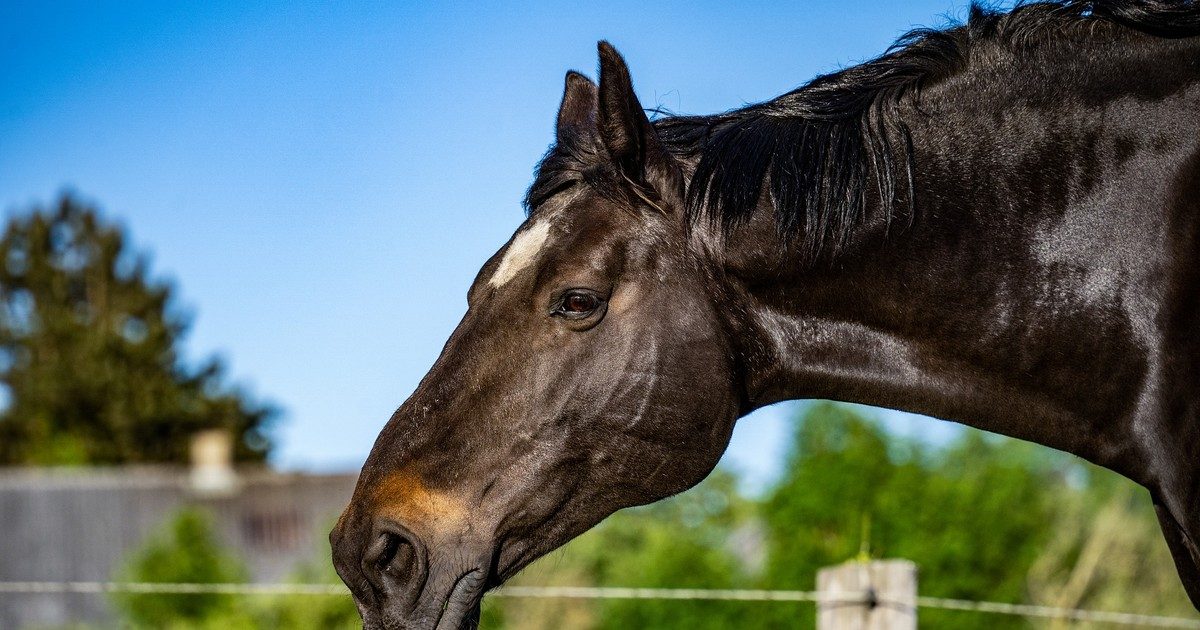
[564,292,598,313]
[555,290,603,318]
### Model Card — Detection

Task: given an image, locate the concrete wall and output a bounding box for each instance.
[0,467,357,628]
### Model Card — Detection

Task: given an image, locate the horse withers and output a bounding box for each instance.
[332,3,1200,627]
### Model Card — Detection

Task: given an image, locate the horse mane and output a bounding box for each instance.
[527,0,1200,263]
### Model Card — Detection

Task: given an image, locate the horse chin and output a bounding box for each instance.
[431,569,487,630]
[359,567,487,630]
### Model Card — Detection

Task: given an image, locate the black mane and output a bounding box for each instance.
[529,0,1200,263]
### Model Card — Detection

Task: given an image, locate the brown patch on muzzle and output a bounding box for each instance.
[372,469,470,537]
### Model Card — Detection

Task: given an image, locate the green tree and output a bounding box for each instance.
[759,403,1064,628]
[484,469,769,630]
[0,195,274,464]
[481,404,1200,628]
[1027,465,1196,623]
[581,469,763,630]
[114,512,363,630]
[252,522,362,630]
[113,509,254,629]
[253,564,361,630]
[480,403,1195,629]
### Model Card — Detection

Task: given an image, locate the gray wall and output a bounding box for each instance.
[0,467,357,628]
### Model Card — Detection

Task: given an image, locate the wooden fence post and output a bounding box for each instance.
[817,559,917,630]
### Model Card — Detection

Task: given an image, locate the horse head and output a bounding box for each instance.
[330,43,742,629]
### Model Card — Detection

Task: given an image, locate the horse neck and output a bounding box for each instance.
[712,99,1195,484]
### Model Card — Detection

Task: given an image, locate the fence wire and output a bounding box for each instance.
[1,582,1199,628]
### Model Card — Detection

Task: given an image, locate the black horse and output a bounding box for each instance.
[332,2,1200,627]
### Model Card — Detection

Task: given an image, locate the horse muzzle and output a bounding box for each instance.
[331,516,492,630]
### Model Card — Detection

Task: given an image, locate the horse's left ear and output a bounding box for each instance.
[557,71,598,144]
[596,41,684,209]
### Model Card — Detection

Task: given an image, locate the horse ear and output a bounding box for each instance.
[556,71,598,144]
[596,41,683,206]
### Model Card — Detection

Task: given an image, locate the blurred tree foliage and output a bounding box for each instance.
[482,469,767,630]
[484,403,1194,629]
[757,402,1061,628]
[1026,468,1200,623]
[251,523,363,630]
[0,195,274,464]
[113,509,253,629]
[114,510,361,629]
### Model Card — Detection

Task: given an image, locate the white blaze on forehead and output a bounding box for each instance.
[489,219,553,288]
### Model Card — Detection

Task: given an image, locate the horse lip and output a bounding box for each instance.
[431,568,487,630]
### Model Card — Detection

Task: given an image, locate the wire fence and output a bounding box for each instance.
[1,582,1198,628]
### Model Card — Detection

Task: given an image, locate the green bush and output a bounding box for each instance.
[112,508,254,629]
[251,550,361,630]
[112,509,360,629]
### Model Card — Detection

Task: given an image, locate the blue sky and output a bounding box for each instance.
[0,0,970,489]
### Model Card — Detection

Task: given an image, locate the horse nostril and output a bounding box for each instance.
[364,523,426,601]
[378,532,416,580]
